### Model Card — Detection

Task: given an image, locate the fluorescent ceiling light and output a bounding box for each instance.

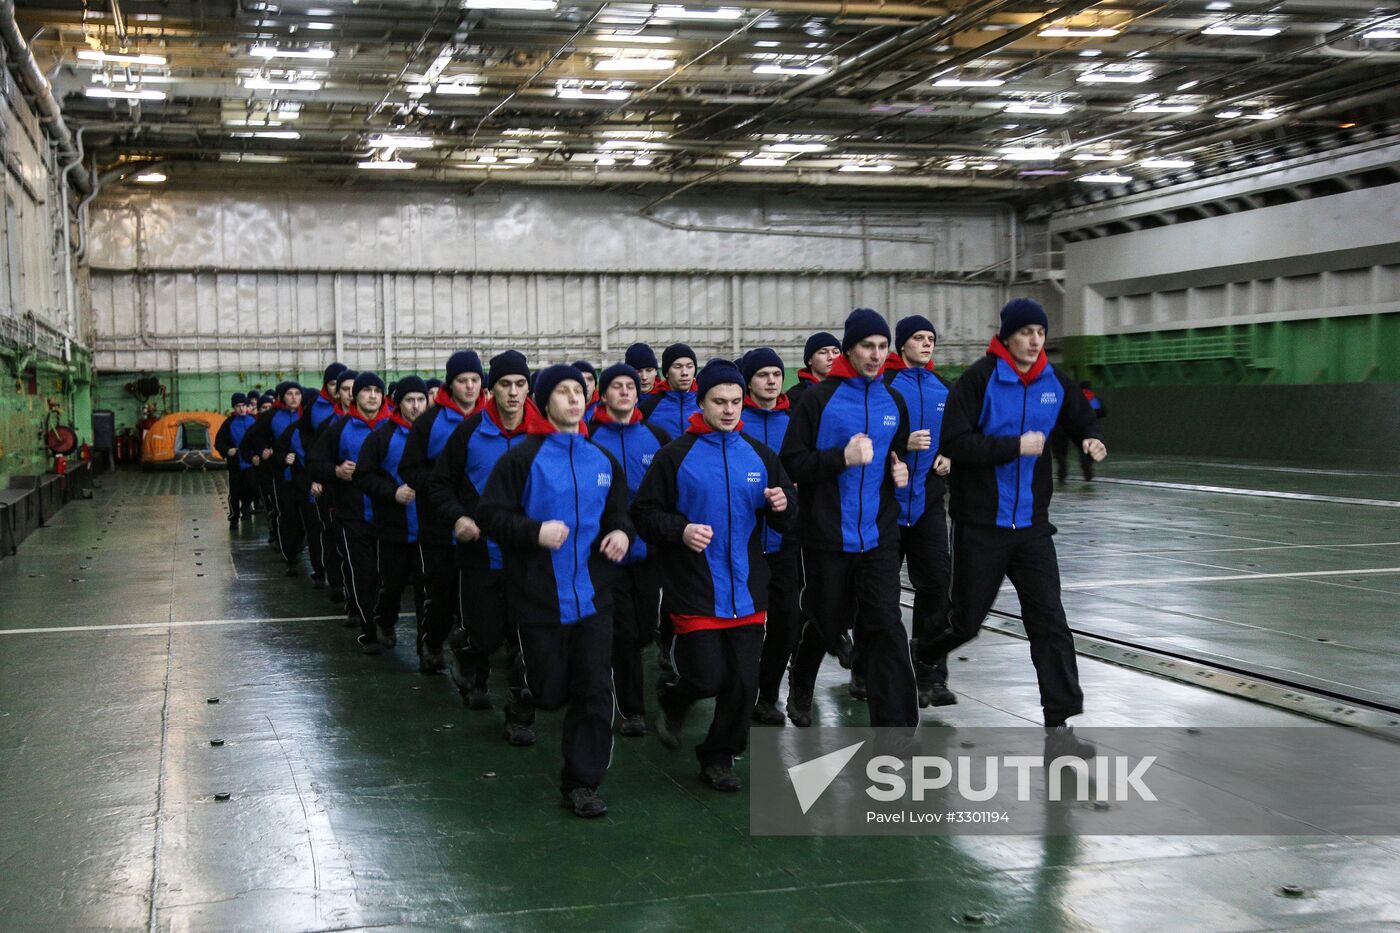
[1004,102,1071,115]
[1177,80,1200,91]
[230,130,302,139]
[1139,157,1194,168]
[753,63,830,75]
[463,0,558,8]
[594,156,617,166]
[934,77,1004,87]
[358,160,416,170]
[134,172,167,183]
[595,33,674,44]
[1243,110,1280,120]
[1071,151,1127,161]
[303,21,336,30]
[655,5,744,20]
[595,57,676,72]
[506,156,536,164]
[601,139,657,149]
[600,129,667,138]
[1203,23,1281,36]
[478,154,499,163]
[77,49,167,66]
[368,134,434,148]
[85,87,167,101]
[1040,26,1120,37]
[1132,102,1199,113]
[767,141,829,152]
[838,163,893,173]
[556,87,631,100]
[250,46,335,59]
[1079,172,1131,183]
[754,40,781,48]
[631,155,654,166]
[1019,169,1069,176]
[740,155,787,167]
[1364,28,1400,39]
[219,154,288,163]
[244,77,323,91]
[1077,70,1152,84]
[1000,146,1061,160]
[1078,49,1103,57]
[305,7,335,14]
[1206,1,1232,8]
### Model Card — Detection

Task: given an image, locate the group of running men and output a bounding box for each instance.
[214,297,1107,818]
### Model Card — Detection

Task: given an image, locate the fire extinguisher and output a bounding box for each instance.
[55,454,67,476]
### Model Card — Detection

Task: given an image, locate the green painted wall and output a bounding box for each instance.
[1060,312,1399,388]
[1,344,93,489]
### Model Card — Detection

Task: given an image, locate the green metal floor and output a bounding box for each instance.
[3,467,1400,931]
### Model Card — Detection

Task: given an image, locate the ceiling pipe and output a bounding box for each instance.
[0,0,90,194]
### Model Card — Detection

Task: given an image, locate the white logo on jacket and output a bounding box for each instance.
[597,472,611,487]
[747,471,763,484]
[883,414,898,428]
[641,453,654,466]
[1040,391,1058,405]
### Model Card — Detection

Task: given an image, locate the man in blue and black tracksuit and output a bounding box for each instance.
[625,342,659,395]
[737,347,804,726]
[588,362,671,737]
[261,382,307,576]
[428,351,534,710]
[786,331,840,411]
[639,342,700,436]
[298,363,350,599]
[882,315,958,708]
[634,359,797,791]
[216,393,256,529]
[400,350,484,672]
[308,372,391,642]
[572,360,600,422]
[478,364,634,819]
[780,308,919,730]
[354,377,431,655]
[274,384,330,586]
[245,385,290,546]
[919,298,1106,753]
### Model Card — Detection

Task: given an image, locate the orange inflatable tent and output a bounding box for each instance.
[140,411,227,469]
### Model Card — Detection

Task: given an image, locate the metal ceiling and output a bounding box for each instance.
[11,0,1400,204]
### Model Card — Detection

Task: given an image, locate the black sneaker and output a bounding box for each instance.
[357,634,382,656]
[701,764,742,792]
[915,662,957,708]
[560,787,607,818]
[751,698,785,726]
[329,587,346,605]
[418,649,445,675]
[284,563,300,578]
[375,625,397,649]
[620,714,647,737]
[848,672,867,702]
[310,573,326,590]
[1044,724,1096,760]
[464,684,491,710]
[228,519,239,531]
[504,721,536,746]
[787,691,813,728]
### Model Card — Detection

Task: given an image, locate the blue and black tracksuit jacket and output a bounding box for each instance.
[427,409,528,570]
[587,414,670,564]
[739,400,792,555]
[940,348,1104,531]
[883,364,952,527]
[631,423,796,619]
[400,401,471,548]
[216,414,256,470]
[779,368,910,554]
[307,411,385,529]
[639,387,700,438]
[353,419,420,543]
[477,431,634,626]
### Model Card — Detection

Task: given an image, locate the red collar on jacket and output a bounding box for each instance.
[433,385,471,417]
[651,378,696,396]
[795,368,820,384]
[348,405,390,427]
[881,351,935,374]
[591,406,643,426]
[483,397,537,438]
[829,354,882,381]
[318,389,335,405]
[1082,387,1097,402]
[389,410,413,430]
[987,336,1048,386]
[526,406,590,437]
[744,393,790,412]
[685,411,743,435]
[333,403,346,416]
